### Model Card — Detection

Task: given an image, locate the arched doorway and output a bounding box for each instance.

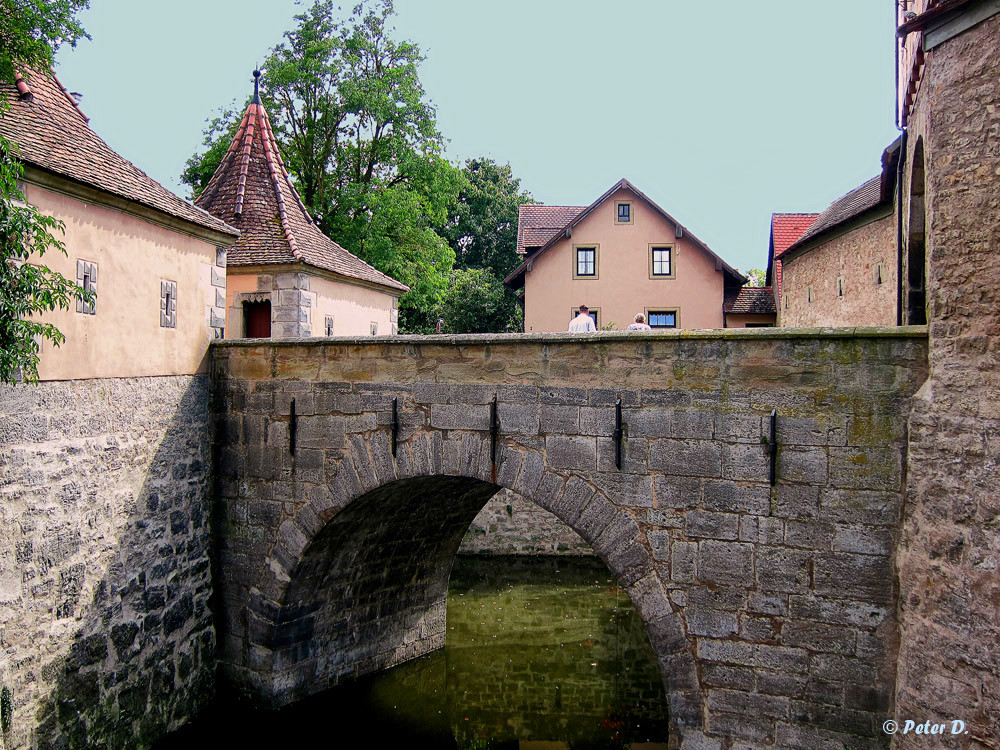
[906,137,927,325]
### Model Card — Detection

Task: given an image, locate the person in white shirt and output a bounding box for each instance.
[626,313,651,331]
[568,305,597,332]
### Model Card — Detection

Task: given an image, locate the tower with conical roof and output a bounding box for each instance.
[196,71,408,338]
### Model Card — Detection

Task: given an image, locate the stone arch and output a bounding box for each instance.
[906,136,928,325]
[241,428,702,735]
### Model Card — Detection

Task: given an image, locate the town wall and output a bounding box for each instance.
[894,12,1000,748]
[780,213,897,327]
[0,376,215,749]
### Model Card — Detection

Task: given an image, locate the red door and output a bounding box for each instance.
[244,301,271,338]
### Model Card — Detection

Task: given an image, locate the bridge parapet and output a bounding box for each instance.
[212,327,927,747]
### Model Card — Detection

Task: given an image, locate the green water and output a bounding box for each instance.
[159,555,669,748]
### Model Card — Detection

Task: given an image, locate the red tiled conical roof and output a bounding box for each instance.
[196,75,408,293]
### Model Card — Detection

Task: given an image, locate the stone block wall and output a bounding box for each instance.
[0,377,215,749]
[781,213,897,327]
[458,489,594,556]
[895,12,1000,748]
[212,327,927,747]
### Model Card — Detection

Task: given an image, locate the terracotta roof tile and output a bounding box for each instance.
[768,213,819,302]
[724,286,776,315]
[0,71,237,238]
[196,84,408,293]
[516,204,585,254]
[771,214,819,258]
[789,176,883,251]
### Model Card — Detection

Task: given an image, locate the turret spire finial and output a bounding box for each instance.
[252,69,262,104]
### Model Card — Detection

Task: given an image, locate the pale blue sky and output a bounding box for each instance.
[55,0,899,275]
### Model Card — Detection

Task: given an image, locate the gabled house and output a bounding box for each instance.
[0,70,239,379]
[195,72,408,339]
[505,178,748,331]
[775,141,899,327]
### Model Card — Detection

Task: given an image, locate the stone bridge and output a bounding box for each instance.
[211,327,927,747]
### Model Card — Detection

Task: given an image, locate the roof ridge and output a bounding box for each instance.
[50,70,89,124]
[256,104,303,261]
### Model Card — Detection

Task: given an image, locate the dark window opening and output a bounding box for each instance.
[244,300,271,338]
[617,203,630,223]
[576,247,596,276]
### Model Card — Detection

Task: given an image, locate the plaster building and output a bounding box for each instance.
[0,71,239,379]
[775,143,899,327]
[195,73,408,339]
[505,179,751,331]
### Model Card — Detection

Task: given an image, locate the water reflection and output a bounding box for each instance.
[157,556,669,749]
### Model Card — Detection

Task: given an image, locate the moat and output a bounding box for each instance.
[158,555,669,748]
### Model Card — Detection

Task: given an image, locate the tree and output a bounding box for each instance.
[439,157,535,280]
[745,268,766,287]
[183,0,462,333]
[0,139,92,382]
[0,0,90,85]
[438,268,522,334]
[1,0,92,383]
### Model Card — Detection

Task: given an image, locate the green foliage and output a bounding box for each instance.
[0,136,93,383]
[745,267,766,287]
[439,157,535,280]
[438,268,522,334]
[180,102,244,200]
[0,0,90,84]
[183,0,463,332]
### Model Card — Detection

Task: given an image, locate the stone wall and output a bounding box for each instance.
[212,327,928,748]
[458,489,594,556]
[0,377,215,749]
[895,12,1000,748]
[781,213,897,327]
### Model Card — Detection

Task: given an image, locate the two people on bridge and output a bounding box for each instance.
[568,305,652,332]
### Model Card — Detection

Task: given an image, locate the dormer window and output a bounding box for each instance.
[616,201,632,224]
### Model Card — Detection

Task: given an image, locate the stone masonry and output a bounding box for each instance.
[212,327,927,748]
[458,489,595,556]
[894,11,1000,749]
[0,377,215,749]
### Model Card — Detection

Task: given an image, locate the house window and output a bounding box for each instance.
[160,280,177,328]
[76,260,97,315]
[325,316,335,336]
[574,245,598,279]
[370,322,378,335]
[649,245,674,278]
[616,201,632,224]
[647,310,677,328]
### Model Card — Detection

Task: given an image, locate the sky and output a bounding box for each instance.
[54,0,900,276]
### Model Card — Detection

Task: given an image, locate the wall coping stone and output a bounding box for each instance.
[213,325,928,349]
